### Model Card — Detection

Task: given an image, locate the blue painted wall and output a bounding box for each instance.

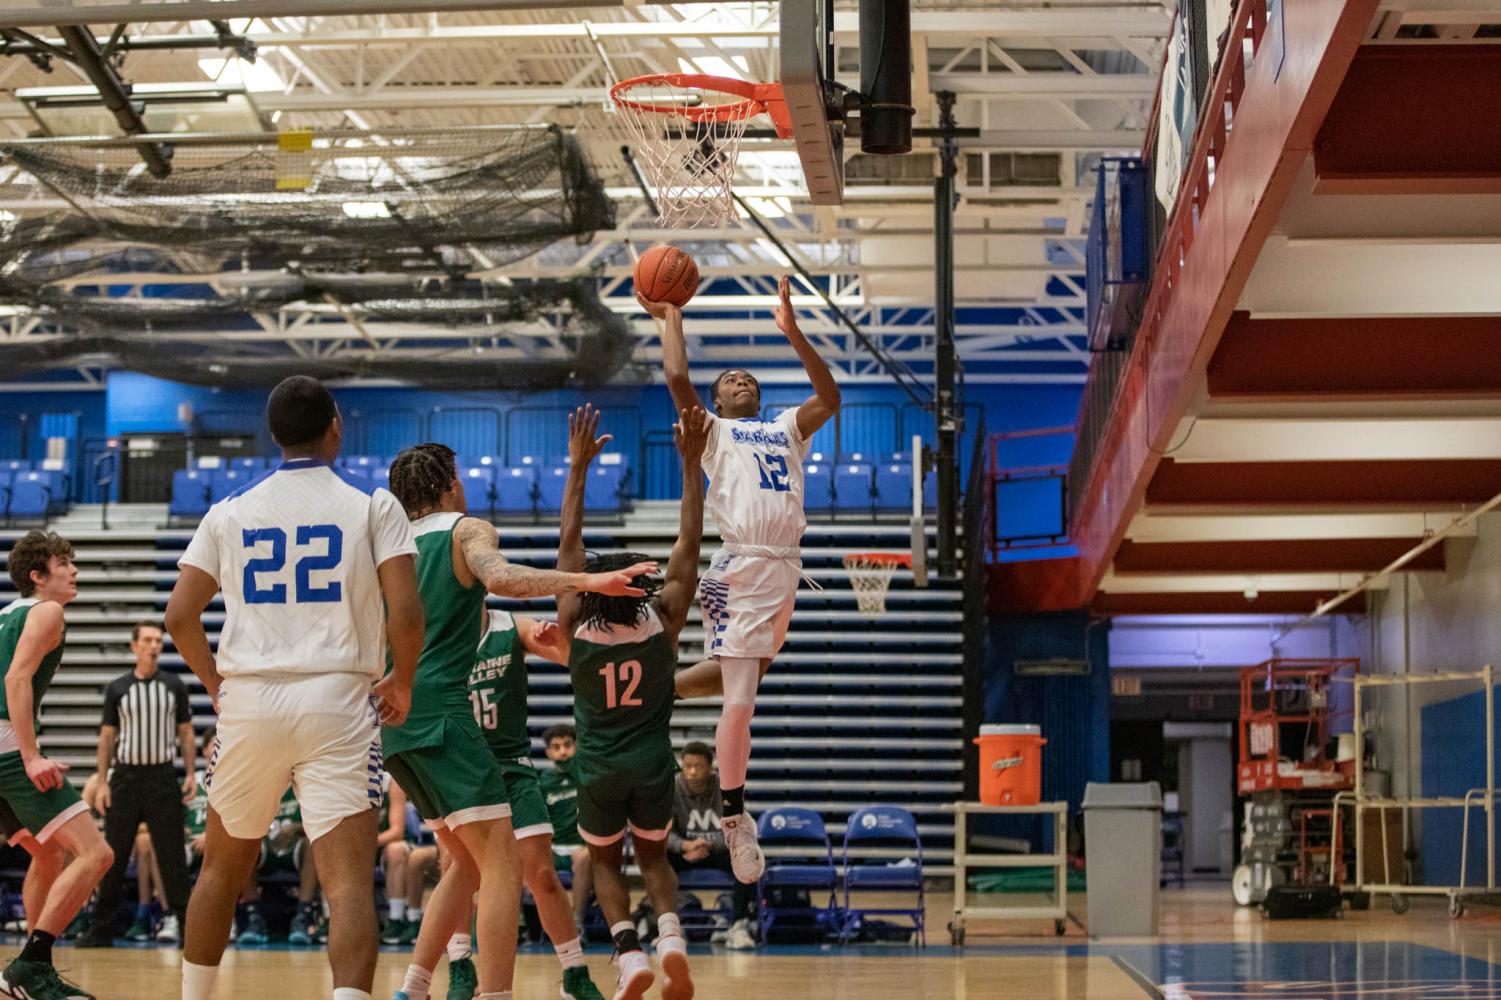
[981,612,1111,847]
[1419,686,1498,887]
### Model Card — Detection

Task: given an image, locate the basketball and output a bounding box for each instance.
[634,245,699,307]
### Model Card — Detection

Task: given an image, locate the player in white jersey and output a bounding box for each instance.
[641,274,840,882]
[166,376,425,1000]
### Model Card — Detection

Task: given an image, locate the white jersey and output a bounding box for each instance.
[702,408,809,551]
[179,458,417,680]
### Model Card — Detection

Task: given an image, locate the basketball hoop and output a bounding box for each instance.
[610,73,791,229]
[843,552,912,616]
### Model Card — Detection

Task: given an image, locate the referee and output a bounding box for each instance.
[77,620,196,947]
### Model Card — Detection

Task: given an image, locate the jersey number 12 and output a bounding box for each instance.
[599,660,643,709]
[755,453,791,492]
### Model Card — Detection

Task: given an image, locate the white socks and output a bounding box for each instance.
[400,963,433,1000]
[477,994,512,1000]
[656,912,686,958]
[447,932,472,961]
[182,960,218,1000]
[389,899,406,921]
[408,905,423,924]
[332,991,372,1000]
[555,935,584,969]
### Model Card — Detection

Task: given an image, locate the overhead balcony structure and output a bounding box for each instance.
[990,0,1501,619]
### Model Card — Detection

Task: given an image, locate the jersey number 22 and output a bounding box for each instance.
[242,525,343,604]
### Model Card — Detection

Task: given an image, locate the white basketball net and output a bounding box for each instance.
[844,554,908,616]
[612,77,756,229]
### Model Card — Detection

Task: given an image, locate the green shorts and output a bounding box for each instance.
[493,756,551,840]
[575,755,675,847]
[386,720,510,830]
[0,750,88,845]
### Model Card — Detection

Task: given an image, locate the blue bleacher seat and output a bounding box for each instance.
[458,454,500,470]
[193,455,225,471]
[342,455,380,470]
[839,805,925,945]
[209,468,248,503]
[169,470,212,520]
[495,466,537,516]
[373,466,391,490]
[803,462,833,513]
[6,474,50,522]
[461,467,496,517]
[339,467,371,489]
[29,468,67,513]
[584,464,627,513]
[875,463,914,511]
[923,469,937,511]
[537,466,569,513]
[834,463,874,514]
[229,457,265,474]
[0,460,30,474]
[757,808,839,942]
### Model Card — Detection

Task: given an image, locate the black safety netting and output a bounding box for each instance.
[0,127,638,389]
[0,277,638,389]
[0,125,614,272]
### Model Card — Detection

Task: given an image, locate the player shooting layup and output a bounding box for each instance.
[640,275,840,882]
[167,377,425,1000]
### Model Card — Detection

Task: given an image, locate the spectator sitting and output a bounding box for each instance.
[375,778,422,946]
[668,741,756,949]
[537,724,591,935]
[391,840,441,947]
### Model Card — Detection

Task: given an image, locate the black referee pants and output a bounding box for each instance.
[94,764,191,931]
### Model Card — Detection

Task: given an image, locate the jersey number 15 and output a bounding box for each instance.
[242,525,344,604]
[599,660,644,709]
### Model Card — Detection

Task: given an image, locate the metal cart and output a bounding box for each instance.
[947,801,1069,943]
[1331,666,1495,917]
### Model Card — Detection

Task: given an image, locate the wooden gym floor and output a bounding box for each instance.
[29,886,1501,998]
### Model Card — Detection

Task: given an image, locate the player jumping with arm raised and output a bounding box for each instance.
[638,275,840,883]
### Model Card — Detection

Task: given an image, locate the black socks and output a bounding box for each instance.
[20,929,54,966]
[722,785,745,817]
[612,926,642,954]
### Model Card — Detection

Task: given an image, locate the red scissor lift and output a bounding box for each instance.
[1233,659,1359,908]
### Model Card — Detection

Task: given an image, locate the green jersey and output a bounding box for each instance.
[468,610,530,759]
[185,769,210,838]
[384,512,486,756]
[539,756,582,848]
[568,606,676,782]
[0,599,65,726]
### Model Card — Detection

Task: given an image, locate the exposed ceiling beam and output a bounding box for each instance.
[0,1,623,29]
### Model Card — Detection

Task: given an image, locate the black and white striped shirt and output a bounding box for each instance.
[102,670,191,766]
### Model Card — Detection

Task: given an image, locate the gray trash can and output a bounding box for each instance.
[1082,781,1162,937]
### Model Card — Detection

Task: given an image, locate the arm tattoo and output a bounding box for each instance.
[457,517,579,599]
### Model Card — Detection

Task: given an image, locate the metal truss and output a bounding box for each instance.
[0,2,1165,386]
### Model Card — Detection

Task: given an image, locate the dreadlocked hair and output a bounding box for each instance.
[389,442,458,518]
[577,551,663,632]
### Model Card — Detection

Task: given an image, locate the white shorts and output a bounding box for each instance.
[698,548,799,661]
[206,672,383,843]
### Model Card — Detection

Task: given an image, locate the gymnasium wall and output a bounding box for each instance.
[1354,511,1501,883]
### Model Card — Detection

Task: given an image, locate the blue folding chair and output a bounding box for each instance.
[495,466,538,517]
[834,462,874,516]
[839,806,925,945]
[676,866,738,939]
[169,470,212,521]
[803,463,833,516]
[461,466,496,517]
[757,808,840,942]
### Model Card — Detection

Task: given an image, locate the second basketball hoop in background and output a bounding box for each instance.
[843,551,911,615]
